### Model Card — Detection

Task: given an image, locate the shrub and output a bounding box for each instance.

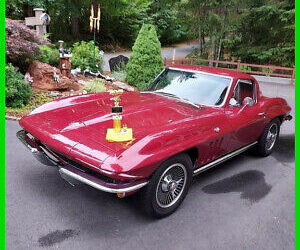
[111,63,127,82]
[38,45,59,66]
[193,60,209,66]
[71,41,103,72]
[186,48,199,58]
[262,67,274,76]
[84,79,107,93]
[126,24,164,90]
[239,65,252,72]
[5,18,48,71]
[111,70,127,82]
[5,63,32,108]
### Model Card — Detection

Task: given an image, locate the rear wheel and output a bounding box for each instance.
[141,153,193,218]
[257,118,280,156]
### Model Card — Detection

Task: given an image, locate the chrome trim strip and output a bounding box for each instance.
[59,167,148,194]
[193,141,258,176]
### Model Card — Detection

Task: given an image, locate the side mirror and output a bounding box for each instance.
[238,97,254,114]
[242,97,254,107]
[229,98,238,106]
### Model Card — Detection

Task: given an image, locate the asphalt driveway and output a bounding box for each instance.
[5,81,294,250]
[103,40,199,71]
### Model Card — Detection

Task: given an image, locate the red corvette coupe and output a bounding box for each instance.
[17,65,292,217]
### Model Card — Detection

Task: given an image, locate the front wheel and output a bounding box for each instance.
[141,153,193,218]
[257,118,280,156]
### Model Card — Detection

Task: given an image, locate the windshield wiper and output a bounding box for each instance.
[154,91,200,109]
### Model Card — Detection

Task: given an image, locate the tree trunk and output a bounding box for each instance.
[202,35,205,54]
[198,26,203,55]
[71,17,80,38]
[216,38,223,67]
[23,4,33,18]
[209,35,215,66]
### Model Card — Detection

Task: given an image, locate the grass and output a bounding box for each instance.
[83,79,107,93]
[5,91,55,118]
[111,70,127,82]
[110,62,127,82]
[6,79,109,118]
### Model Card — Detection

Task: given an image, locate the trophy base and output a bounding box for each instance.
[106,128,133,142]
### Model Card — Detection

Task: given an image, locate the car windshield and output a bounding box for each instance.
[148,68,232,106]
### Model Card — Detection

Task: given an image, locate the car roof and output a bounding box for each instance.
[168,65,255,81]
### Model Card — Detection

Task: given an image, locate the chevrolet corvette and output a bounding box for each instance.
[17,65,292,217]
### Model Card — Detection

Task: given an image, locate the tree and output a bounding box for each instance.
[184,0,209,55]
[228,0,294,66]
[126,24,164,90]
[5,18,48,71]
[147,0,190,45]
[5,0,190,48]
[185,0,234,63]
[184,0,294,66]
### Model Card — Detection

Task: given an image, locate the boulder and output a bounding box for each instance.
[109,55,129,72]
[112,80,137,92]
[27,60,86,91]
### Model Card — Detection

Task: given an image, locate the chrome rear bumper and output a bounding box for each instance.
[16,129,148,194]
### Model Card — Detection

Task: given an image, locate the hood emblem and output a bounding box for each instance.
[106,89,133,143]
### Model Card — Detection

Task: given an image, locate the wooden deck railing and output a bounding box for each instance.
[164,58,295,83]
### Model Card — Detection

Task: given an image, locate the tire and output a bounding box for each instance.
[257,118,280,156]
[141,153,193,218]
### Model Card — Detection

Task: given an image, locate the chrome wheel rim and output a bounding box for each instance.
[155,163,187,208]
[266,123,278,151]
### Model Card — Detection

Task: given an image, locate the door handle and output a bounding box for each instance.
[214,127,220,133]
[258,112,267,117]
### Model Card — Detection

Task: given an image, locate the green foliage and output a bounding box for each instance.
[239,65,252,72]
[5,0,190,48]
[83,79,107,93]
[148,1,191,45]
[186,50,208,59]
[71,41,103,72]
[111,63,127,82]
[184,0,294,67]
[5,91,55,117]
[111,70,127,82]
[38,45,59,66]
[5,63,32,108]
[193,60,209,66]
[126,24,164,90]
[226,0,294,66]
[5,0,294,66]
[262,67,274,76]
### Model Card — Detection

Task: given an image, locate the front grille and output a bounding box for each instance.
[38,142,115,183]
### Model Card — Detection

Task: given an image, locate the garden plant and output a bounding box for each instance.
[126,24,164,90]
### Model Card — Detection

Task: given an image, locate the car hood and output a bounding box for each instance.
[20,91,208,169]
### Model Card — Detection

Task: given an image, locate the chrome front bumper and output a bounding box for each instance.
[16,130,57,166]
[16,130,148,194]
[59,165,148,194]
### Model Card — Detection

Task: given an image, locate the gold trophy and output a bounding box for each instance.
[106,90,133,142]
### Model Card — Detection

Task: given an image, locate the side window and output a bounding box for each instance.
[232,80,256,106]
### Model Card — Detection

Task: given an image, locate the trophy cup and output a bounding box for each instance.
[106,90,133,142]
